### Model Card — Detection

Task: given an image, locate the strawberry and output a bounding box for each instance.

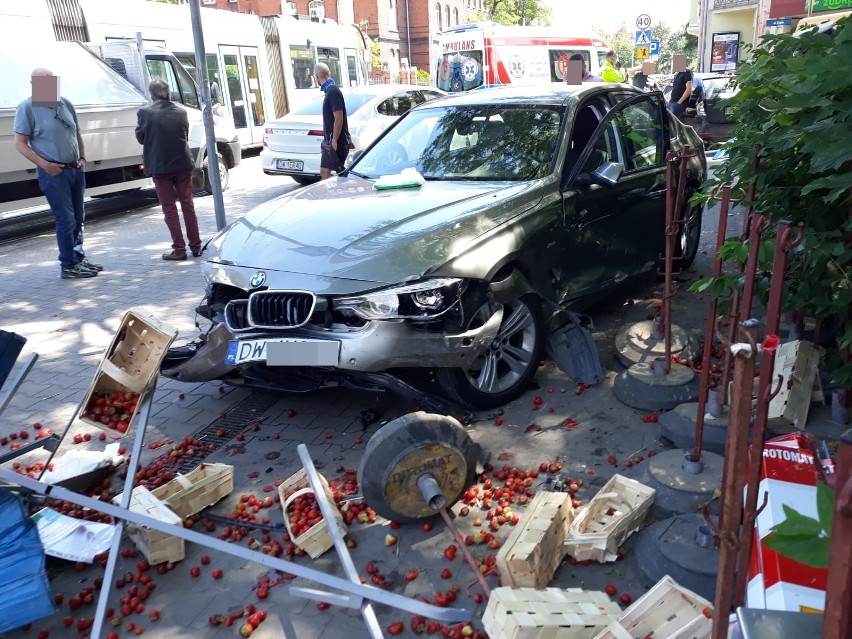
[385,533,398,546]
[620,593,632,605]
[189,566,201,577]
[239,622,254,637]
[495,416,504,425]
[441,568,453,579]
[605,585,617,596]
[702,606,713,618]
[473,593,484,604]
[354,437,363,445]
[200,555,211,565]
[422,522,433,532]
[607,455,617,464]
[387,622,404,635]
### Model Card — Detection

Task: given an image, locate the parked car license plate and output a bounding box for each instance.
[276,159,304,171]
[225,339,339,366]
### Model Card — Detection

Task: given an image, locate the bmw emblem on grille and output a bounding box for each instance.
[250,272,266,288]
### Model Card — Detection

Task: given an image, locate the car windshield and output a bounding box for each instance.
[351,104,563,181]
[703,77,736,99]
[291,93,376,117]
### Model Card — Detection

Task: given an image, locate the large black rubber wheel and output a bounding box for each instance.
[435,294,544,410]
[357,412,477,522]
[676,187,702,269]
[292,175,320,185]
[203,152,229,193]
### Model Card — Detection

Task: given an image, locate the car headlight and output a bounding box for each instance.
[335,278,463,320]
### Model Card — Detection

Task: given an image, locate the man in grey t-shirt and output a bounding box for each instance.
[14,68,103,279]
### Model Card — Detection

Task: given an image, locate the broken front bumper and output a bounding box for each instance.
[161,308,504,383]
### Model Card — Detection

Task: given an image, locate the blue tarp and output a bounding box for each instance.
[0,491,55,633]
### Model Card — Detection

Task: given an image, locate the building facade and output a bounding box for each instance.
[200,0,489,80]
[692,0,851,73]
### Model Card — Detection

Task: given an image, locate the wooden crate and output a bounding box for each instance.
[768,340,820,433]
[77,308,177,437]
[482,587,622,639]
[278,469,347,559]
[151,463,234,520]
[496,491,574,588]
[564,475,654,563]
[115,486,184,565]
[592,576,712,639]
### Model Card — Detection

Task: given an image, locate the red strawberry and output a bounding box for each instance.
[200,555,211,565]
[620,593,632,605]
[605,585,617,596]
[316,601,330,610]
[702,606,713,618]
[607,455,617,465]
[189,566,201,578]
[387,622,404,635]
[422,522,433,532]
[440,568,453,579]
[211,568,223,579]
[405,570,419,581]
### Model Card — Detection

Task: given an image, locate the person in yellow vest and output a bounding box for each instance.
[601,50,627,83]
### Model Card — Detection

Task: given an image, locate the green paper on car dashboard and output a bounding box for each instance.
[373,168,425,190]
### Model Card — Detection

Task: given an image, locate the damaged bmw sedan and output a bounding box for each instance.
[162,84,706,409]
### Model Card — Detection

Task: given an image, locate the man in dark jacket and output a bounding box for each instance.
[135,79,201,260]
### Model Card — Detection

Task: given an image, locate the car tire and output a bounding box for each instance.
[676,187,702,269]
[203,152,229,194]
[292,175,320,185]
[435,294,544,410]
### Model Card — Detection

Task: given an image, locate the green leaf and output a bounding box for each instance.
[762,534,831,569]
[816,483,835,532]
[774,504,822,537]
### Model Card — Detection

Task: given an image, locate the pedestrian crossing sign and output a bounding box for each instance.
[635,46,650,60]
[634,29,652,46]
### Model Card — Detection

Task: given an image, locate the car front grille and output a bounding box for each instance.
[224,299,250,332]
[246,290,316,329]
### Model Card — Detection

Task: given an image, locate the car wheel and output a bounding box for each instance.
[676,187,702,269]
[435,294,544,409]
[203,152,229,193]
[379,143,408,170]
[292,176,320,185]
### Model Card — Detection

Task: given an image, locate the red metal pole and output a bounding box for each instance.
[734,221,804,606]
[823,430,852,639]
[691,186,732,461]
[661,151,677,375]
[711,320,758,639]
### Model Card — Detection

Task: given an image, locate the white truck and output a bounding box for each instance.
[0,7,239,215]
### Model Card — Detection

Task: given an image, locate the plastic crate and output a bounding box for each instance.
[151,463,234,520]
[592,576,712,639]
[482,587,621,639]
[279,469,346,559]
[496,491,574,588]
[565,474,655,563]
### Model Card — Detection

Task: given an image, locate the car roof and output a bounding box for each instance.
[415,84,636,108]
[342,84,444,97]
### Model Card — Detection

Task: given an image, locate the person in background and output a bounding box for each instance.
[135,79,202,261]
[566,53,603,83]
[628,65,648,90]
[601,51,626,83]
[14,68,103,279]
[667,67,694,119]
[314,62,351,180]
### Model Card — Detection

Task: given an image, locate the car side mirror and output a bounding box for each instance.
[592,161,624,188]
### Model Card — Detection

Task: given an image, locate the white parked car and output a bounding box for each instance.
[260,84,445,184]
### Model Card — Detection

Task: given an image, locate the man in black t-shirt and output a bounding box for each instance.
[667,69,693,120]
[315,63,350,179]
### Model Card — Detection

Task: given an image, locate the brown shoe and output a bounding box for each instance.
[162,251,187,261]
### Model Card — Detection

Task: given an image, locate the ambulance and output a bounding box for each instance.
[435,22,610,93]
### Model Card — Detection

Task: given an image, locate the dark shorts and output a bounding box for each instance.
[320,140,349,172]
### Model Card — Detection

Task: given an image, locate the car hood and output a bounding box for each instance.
[207,175,539,291]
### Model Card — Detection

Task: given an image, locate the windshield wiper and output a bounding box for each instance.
[346,170,372,179]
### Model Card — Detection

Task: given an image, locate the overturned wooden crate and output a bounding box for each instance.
[151,463,234,520]
[592,576,713,639]
[279,469,347,559]
[482,587,622,639]
[564,474,654,563]
[77,308,178,437]
[116,486,184,565]
[496,491,574,588]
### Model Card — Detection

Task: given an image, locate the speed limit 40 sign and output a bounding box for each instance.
[636,14,652,29]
